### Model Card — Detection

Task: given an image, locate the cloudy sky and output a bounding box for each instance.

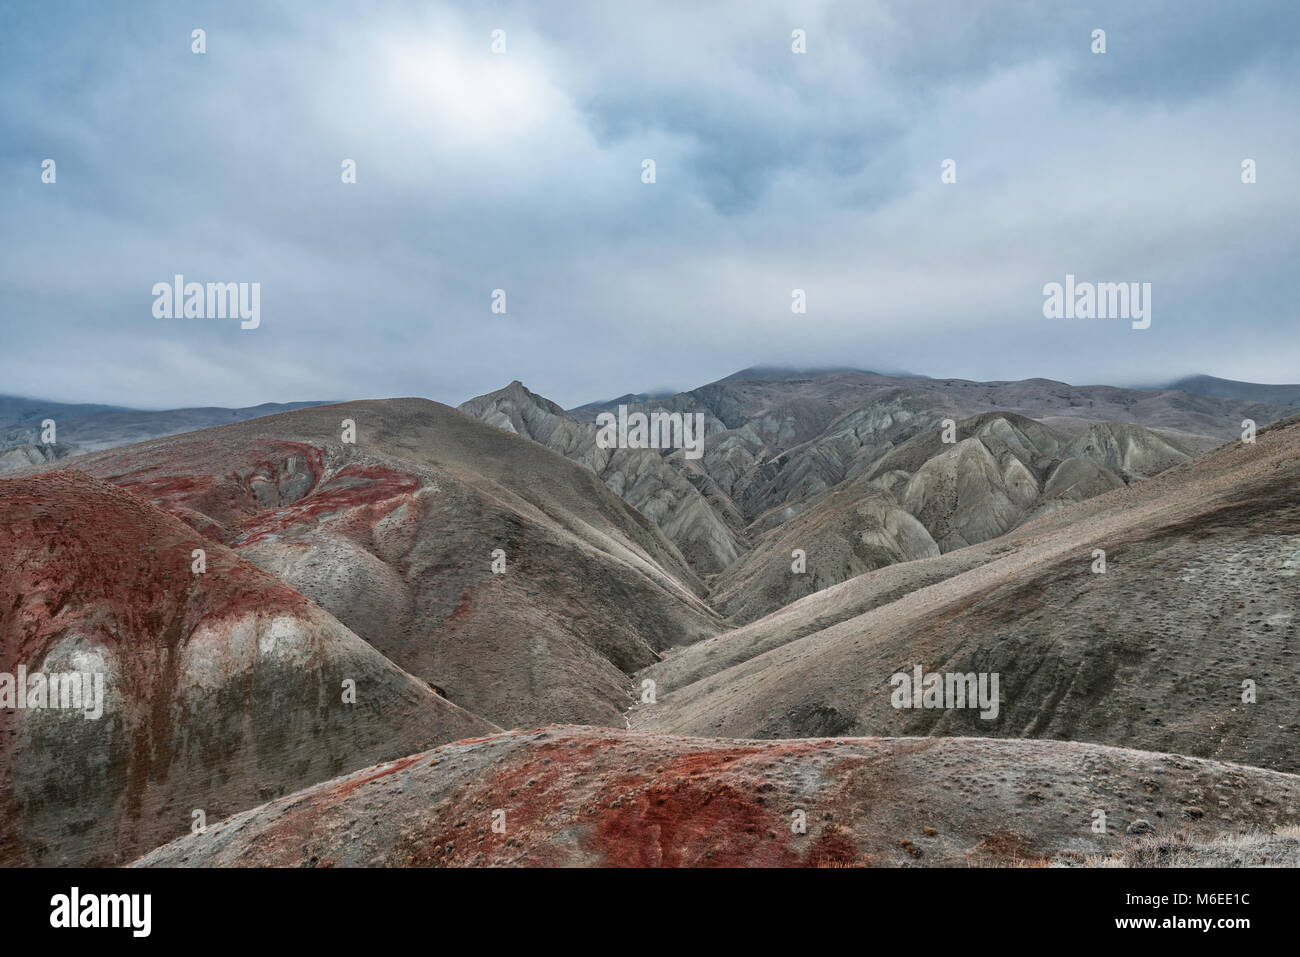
[2,0,1297,410]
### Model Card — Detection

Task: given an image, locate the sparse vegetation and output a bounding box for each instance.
[1077,826,1300,868]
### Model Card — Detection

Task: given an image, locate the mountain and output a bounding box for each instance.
[567,390,677,420]
[632,413,1300,775]
[612,369,1286,526]
[868,415,1193,552]
[0,397,336,468]
[706,482,940,624]
[459,381,748,574]
[8,367,1300,870]
[0,470,494,866]
[558,368,1297,536]
[14,399,721,729]
[0,395,128,426]
[463,371,1224,619]
[132,725,1300,868]
[1160,375,1300,407]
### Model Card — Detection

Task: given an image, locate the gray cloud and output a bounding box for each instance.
[1,0,1297,410]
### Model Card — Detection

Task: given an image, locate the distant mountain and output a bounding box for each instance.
[716,364,925,383]
[0,395,129,427]
[565,367,923,421]
[1158,374,1300,407]
[0,396,336,468]
[566,389,677,421]
[463,367,1300,598]
[461,381,747,573]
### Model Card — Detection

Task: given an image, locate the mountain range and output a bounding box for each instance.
[2,367,1298,867]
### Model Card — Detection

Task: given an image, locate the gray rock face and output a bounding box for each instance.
[733,397,937,527]
[462,374,1231,616]
[902,437,1040,551]
[870,412,1193,553]
[710,482,940,624]
[1065,422,1193,479]
[0,443,70,472]
[459,381,747,574]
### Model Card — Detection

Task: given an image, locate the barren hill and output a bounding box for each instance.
[705,412,1191,623]
[462,370,1286,597]
[0,396,333,466]
[459,381,747,574]
[0,470,494,866]
[633,415,1300,773]
[578,367,1294,525]
[132,725,1300,868]
[16,399,721,729]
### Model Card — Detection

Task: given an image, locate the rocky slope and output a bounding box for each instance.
[573,367,1294,525]
[15,399,721,729]
[700,412,1190,623]
[132,726,1300,868]
[0,443,72,471]
[873,413,1192,552]
[459,381,747,574]
[462,370,1277,597]
[633,415,1300,775]
[0,470,494,866]
[708,483,940,624]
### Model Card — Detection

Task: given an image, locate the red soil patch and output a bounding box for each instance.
[387,736,862,867]
[408,735,615,867]
[0,470,313,666]
[115,473,217,500]
[336,755,426,799]
[104,441,327,540]
[970,829,1049,866]
[589,742,855,867]
[235,464,421,546]
[450,589,473,621]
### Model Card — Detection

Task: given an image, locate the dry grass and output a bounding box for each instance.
[1077,825,1300,868]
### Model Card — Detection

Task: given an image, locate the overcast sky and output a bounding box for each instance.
[2,0,1297,410]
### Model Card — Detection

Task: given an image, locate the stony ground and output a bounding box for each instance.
[132,725,1300,868]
